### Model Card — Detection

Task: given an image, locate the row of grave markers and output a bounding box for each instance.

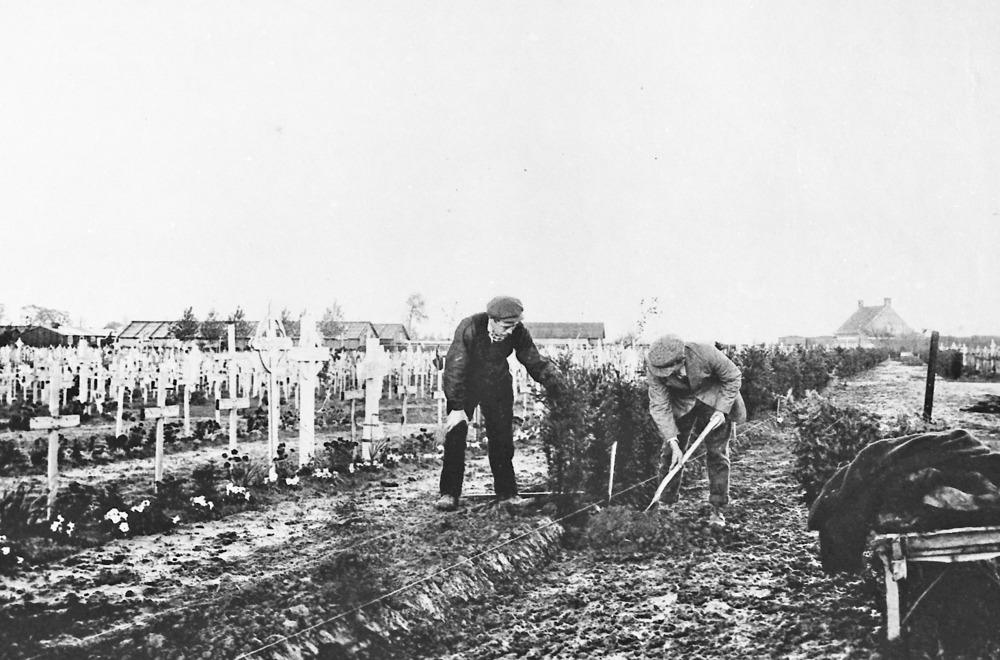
[12,313,429,514]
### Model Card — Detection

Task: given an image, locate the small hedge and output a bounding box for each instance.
[539,346,890,512]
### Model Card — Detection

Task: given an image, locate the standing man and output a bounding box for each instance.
[647,334,746,527]
[436,296,564,511]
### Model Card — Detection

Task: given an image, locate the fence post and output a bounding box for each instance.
[923,331,939,422]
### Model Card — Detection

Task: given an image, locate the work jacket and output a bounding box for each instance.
[442,313,561,413]
[648,341,747,440]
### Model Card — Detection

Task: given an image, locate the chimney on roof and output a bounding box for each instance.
[884,297,891,307]
[858,300,864,309]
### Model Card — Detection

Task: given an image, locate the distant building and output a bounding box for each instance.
[834,298,914,348]
[116,321,181,349]
[14,325,110,348]
[523,322,606,348]
[326,322,379,351]
[373,323,411,347]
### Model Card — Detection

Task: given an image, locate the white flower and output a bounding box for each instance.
[267,466,278,482]
[348,463,356,474]
[285,476,300,486]
[119,522,129,534]
[171,516,180,524]
[16,556,23,564]
[2,547,10,556]
[50,520,61,532]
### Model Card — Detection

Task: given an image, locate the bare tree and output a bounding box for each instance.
[319,302,344,339]
[405,293,428,337]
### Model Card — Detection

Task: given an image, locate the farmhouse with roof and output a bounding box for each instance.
[834,298,914,348]
[523,322,606,348]
[373,323,411,347]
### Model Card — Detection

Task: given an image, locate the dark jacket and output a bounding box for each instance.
[807,428,1000,573]
[442,313,561,412]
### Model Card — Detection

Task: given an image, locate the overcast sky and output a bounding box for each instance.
[1,1,997,343]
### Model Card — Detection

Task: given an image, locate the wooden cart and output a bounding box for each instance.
[871,525,1000,640]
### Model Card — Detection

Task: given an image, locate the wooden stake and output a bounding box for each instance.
[923,330,939,422]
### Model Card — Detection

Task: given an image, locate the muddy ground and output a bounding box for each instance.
[2,361,999,659]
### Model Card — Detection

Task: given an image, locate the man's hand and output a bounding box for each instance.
[446,410,468,432]
[667,437,682,471]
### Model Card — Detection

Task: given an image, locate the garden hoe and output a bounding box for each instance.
[644,415,723,512]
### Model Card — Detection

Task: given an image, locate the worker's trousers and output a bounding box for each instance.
[657,401,732,506]
[439,390,518,499]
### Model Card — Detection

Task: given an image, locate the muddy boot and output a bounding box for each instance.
[434,494,458,512]
[709,505,726,528]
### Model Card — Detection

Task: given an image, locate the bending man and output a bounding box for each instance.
[436,296,563,511]
[647,334,746,527]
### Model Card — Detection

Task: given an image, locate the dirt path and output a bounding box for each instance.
[409,361,1000,660]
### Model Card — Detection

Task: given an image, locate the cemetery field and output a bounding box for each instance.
[1,361,998,659]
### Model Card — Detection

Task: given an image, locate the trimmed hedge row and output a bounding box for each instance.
[539,346,890,509]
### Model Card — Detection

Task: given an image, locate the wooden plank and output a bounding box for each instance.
[30,415,81,430]
[289,347,330,362]
[216,397,251,411]
[143,405,180,421]
[433,390,447,400]
[250,336,293,351]
[342,390,365,401]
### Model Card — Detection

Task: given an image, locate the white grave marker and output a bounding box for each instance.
[180,345,203,437]
[288,311,330,467]
[360,336,388,461]
[249,314,292,463]
[146,365,180,488]
[29,360,80,517]
[217,325,250,449]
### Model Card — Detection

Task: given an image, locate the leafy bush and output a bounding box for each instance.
[0,438,28,472]
[788,392,931,507]
[222,447,266,488]
[0,482,47,538]
[538,359,662,512]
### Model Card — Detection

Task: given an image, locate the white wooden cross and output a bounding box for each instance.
[216,325,250,449]
[146,364,180,489]
[288,311,331,467]
[110,355,133,438]
[29,359,80,517]
[180,345,204,437]
[249,314,293,463]
[360,336,388,461]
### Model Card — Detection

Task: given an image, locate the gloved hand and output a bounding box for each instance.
[667,437,682,471]
[446,409,468,432]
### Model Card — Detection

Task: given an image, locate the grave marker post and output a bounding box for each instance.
[29,360,80,517]
[249,315,293,463]
[217,325,250,449]
[360,337,388,461]
[288,311,331,467]
[146,365,180,489]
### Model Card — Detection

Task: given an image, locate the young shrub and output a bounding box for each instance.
[789,392,883,507]
[734,346,776,419]
[0,482,47,538]
[0,438,29,472]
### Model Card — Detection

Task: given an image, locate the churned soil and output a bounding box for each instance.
[409,361,1000,660]
[2,361,998,659]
